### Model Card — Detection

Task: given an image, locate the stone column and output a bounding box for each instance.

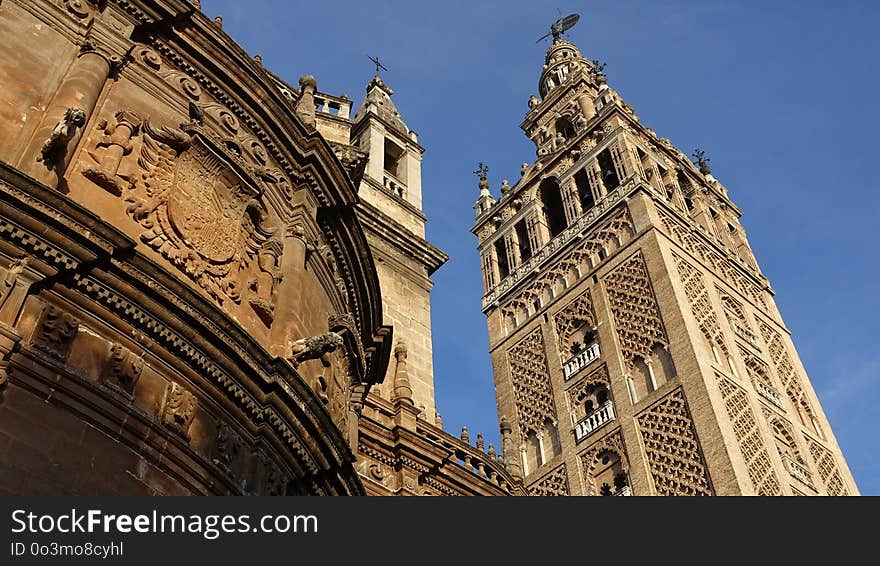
[268,223,308,356]
[20,48,113,188]
[560,177,582,223]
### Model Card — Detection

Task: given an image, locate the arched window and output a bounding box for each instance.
[592,450,629,496]
[555,116,575,141]
[539,178,568,238]
[574,168,595,211]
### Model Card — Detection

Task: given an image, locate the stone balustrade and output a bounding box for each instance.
[313,91,351,119]
[417,424,519,494]
[783,454,814,487]
[573,401,615,443]
[753,377,786,409]
[729,316,761,349]
[562,342,601,380]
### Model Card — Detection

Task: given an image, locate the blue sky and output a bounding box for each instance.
[201,0,880,495]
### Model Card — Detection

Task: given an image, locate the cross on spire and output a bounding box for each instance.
[474,162,489,180]
[368,55,388,75]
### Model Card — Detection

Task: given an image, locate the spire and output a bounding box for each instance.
[472,162,495,218]
[352,73,409,137]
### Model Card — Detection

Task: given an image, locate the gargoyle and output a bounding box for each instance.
[39,107,86,165]
[288,332,344,368]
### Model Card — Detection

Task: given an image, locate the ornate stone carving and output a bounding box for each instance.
[496,205,634,322]
[100,342,144,396]
[636,389,713,496]
[256,450,290,496]
[579,429,628,495]
[602,251,669,368]
[553,289,597,358]
[672,253,729,360]
[717,376,782,495]
[806,436,848,496]
[506,328,556,442]
[31,305,79,361]
[247,239,282,326]
[161,382,197,440]
[0,257,27,311]
[125,119,276,305]
[529,464,570,496]
[288,332,344,369]
[213,421,247,483]
[64,0,93,19]
[567,363,610,408]
[37,108,86,168]
[658,208,767,309]
[82,109,142,195]
[756,319,816,423]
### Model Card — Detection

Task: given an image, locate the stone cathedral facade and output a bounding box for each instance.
[0,0,518,496]
[0,0,856,497]
[472,33,858,496]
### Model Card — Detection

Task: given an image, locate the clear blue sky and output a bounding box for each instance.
[201,0,880,495]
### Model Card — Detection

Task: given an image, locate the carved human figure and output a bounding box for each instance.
[38,107,86,167]
[248,240,282,325]
[0,257,27,310]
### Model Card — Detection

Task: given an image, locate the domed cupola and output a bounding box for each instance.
[538,38,589,98]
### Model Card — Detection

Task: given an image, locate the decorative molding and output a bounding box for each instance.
[636,388,713,496]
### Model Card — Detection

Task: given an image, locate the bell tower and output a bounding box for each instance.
[350,73,447,422]
[472,17,858,496]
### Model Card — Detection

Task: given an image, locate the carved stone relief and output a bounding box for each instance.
[161,381,197,440]
[100,342,144,396]
[31,305,79,361]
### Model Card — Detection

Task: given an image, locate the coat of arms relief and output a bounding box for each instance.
[82,111,284,324]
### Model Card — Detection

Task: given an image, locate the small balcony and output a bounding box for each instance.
[383,171,406,199]
[562,342,601,380]
[753,378,786,410]
[728,316,761,349]
[613,485,633,496]
[783,454,814,487]
[574,401,615,443]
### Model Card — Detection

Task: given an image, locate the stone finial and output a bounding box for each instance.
[392,340,413,404]
[253,54,263,65]
[488,444,496,458]
[460,426,470,443]
[476,433,485,451]
[214,15,223,27]
[500,179,511,194]
[499,416,512,435]
[293,74,318,131]
[520,163,529,177]
[435,412,444,429]
[528,94,540,109]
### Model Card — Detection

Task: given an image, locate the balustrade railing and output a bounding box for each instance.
[573,401,615,443]
[562,343,601,380]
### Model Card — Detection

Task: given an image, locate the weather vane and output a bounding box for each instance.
[368,55,388,75]
[536,12,580,43]
[692,148,712,175]
[474,162,489,180]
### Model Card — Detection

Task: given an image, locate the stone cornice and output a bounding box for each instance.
[356,201,448,277]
